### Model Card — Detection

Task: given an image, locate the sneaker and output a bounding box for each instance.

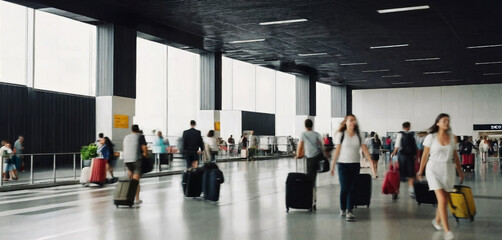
[432,219,443,231]
[410,192,416,199]
[340,210,346,217]
[444,231,454,240]
[134,200,143,204]
[346,212,355,222]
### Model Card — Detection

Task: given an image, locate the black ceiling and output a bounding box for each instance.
[6,0,502,89]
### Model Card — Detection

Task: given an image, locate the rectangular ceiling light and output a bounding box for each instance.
[423,71,452,75]
[362,69,390,73]
[441,79,462,82]
[298,53,328,57]
[467,44,502,49]
[382,75,402,78]
[391,82,413,85]
[377,5,430,14]
[405,57,440,62]
[346,80,367,83]
[259,18,308,25]
[229,39,265,44]
[483,73,502,76]
[370,44,409,49]
[339,62,368,66]
[475,61,502,65]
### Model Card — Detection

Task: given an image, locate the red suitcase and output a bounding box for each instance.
[382,164,400,195]
[89,158,107,186]
[461,154,474,172]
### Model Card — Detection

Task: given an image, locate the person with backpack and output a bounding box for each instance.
[330,114,376,222]
[295,119,326,210]
[391,121,418,199]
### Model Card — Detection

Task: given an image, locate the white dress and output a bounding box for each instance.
[423,133,457,192]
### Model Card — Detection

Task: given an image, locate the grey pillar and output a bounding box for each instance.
[200,52,222,110]
[331,86,349,117]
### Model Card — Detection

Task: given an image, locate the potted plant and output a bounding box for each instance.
[81,143,98,167]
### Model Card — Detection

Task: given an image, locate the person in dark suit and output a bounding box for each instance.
[182,120,205,169]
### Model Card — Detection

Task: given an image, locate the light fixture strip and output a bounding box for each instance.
[441,79,462,82]
[346,80,367,83]
[483,73,502,76]
[391,82,413,85]
[382,75,402,78]
[405,57,440,62]
[339,62,368,66]
[298,53,328,56]
[423,71,452,75]
[377,5,430,14]
[259,18,308,25]
[229,39,265,44]
[370,44,409,49]
[475,61,502,65]
[467,44,502,49]
[362,69,390,73]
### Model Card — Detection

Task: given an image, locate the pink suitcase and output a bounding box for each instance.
[89,158,107,186]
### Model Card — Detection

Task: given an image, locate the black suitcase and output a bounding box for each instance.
[286,172,313,212]
[202,168,225,201]
[113,179,139,207]
[182,168,204,197]
[353,174,372,208]
[414,180,437,205]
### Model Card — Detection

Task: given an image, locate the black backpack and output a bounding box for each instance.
[461,141,473,154]
[399,131,417,156]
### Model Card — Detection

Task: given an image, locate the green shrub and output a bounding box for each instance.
[81,143,98,160]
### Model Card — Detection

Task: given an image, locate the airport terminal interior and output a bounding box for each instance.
[0,0,501,239]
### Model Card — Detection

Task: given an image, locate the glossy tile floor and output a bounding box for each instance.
[1,157,501,240]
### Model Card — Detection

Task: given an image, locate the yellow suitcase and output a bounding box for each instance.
[448,185,476,222]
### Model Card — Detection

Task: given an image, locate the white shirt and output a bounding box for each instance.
[334,131,365,163]
[205,137,219,152]
[1,146,13,161]
[479,141,489,152]
[423,133,458,163]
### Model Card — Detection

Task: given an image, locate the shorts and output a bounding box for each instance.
[398,153,416,178]
[108,158,117,168]
[185,152,199,168]
[371,154,380,161]
[126,160,142,175]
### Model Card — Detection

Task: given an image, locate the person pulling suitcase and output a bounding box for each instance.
[330,114,376,222]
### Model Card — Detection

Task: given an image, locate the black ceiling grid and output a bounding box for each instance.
[5,0,502,89]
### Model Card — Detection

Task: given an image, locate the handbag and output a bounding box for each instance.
[317,156,330,173]
[141,156,154,174]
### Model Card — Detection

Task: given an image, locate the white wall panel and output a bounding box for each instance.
[413,87,442,131]
[220,110,242,141]
[275,71,296,137]
[316,82,332,135]
[0,1,27,85]
[441,85,472,135]
[255,66,276,114]
[232,60,256,111]
[222,56,233,110]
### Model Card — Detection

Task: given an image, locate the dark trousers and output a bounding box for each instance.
[306,154,321,204]
[185,152,198,169]
[338,163,360,211]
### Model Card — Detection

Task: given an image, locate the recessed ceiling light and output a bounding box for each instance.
[423,71,452,75]
[405,57,440,62]
[229,39,265,44]
[346,80,367,83]
[475,61,502,65]
[377,5,430,14]
[370,44,409,49]
[259,18,308,25]
[339,62,368,66]
[298,53,328,57]
[441,79,462,82]
[391,82,413,85]
[362,69,390,73]
[382,75,402,78]
[483,72,502,76]
[467,44,502,49]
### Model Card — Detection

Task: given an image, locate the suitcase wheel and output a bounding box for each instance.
[286,207,289,213]
[470,217,474,222]
[367,204,370,208]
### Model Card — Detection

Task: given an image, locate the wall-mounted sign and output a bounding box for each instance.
[114,115,129,129]
[214,122,220,131]
[473,124,502,130]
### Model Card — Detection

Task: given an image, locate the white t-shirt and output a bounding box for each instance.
[1,146,13,161]
[334,131,365,163]
[423,133,458,163]
[205,137,219,152]
[300,131,323,158]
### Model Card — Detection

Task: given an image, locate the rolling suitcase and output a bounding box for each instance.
[461,154,475,172]
[353,173,372,208]
[449,185,476,222]
[182,167,204,198]
[286,157,313,212]
[202,163,225,201]
[80,167,90,185]
[89,158,107,186]
[414,180,437,205]
[113,179,139,207]
[382,164,400,195]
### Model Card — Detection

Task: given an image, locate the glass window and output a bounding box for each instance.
[34,10,96,96]
[0,1,27,85]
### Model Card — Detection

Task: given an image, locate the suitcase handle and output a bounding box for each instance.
[295,157,307,173]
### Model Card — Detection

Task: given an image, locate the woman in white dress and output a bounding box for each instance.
[417,113,464,240]
[479,136,489,163]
